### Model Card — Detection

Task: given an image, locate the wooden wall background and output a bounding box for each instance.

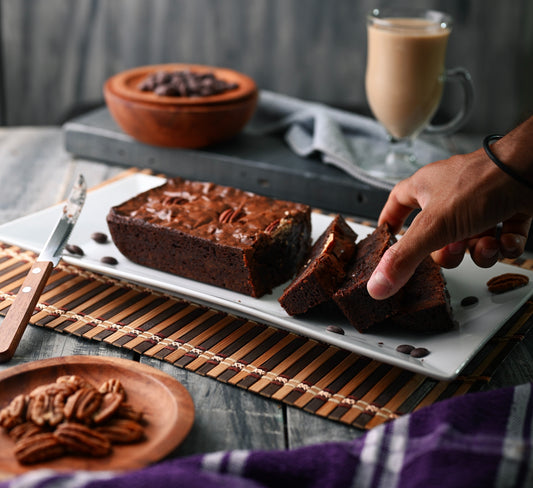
[1,0,532,133]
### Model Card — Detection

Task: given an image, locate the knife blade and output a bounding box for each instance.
[0,174,87,362]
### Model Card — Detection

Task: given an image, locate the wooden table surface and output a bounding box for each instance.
[0,127,532,460]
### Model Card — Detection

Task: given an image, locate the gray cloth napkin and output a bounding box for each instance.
[247,90,451,191]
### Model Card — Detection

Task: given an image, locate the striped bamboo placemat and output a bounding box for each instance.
[0,241,531,430]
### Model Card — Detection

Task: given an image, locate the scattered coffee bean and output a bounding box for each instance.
[461,296,479,307]
[101,256,118,265]
[410,347,430,358]
[65,244,84,256]
[396,344,415,355]
[91,232,108,244]
[138,69,239,98]
[326,325,345,335]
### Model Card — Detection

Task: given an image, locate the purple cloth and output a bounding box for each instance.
[2,384,533,488]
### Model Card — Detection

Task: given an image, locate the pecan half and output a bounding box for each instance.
[29,381,76,399]
[93,391,125,424]
[161,195,187,206]
[56,375,92,390]
[0,394,27,430]
[55,422,111,457]
[115,403,144,423]
[49,390,73,426]
[26,392,51,427]
[264,219,281,234]
[219,205,244,224]
[487,273,529,294]
[98,378,125,396]
[8,422,45,442]
[14,432,65,465]
[0,409,20,431]
[64,388,102,423]
[96,418,145,444]
[26,382,77,427]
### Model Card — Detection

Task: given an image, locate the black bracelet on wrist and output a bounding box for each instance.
[483,134,533,191]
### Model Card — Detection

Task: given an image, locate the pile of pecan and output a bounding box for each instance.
[0,375,145,464]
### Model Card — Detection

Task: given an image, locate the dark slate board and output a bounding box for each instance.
[63,107,388,221]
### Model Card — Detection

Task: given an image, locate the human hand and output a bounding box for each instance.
[367,146,533,300]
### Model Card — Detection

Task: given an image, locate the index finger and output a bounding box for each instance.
[368,208,454,299]
[377,177,422,234]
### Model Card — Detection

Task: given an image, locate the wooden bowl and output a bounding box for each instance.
[104,64,258,148]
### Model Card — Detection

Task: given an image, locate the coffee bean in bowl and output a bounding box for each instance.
[138,69,239,98]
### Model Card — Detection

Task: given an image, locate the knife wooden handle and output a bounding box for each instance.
[0,261,54,363]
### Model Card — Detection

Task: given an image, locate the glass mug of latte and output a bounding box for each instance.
[365,8,474,179]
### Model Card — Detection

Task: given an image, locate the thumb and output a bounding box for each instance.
[367,215,444,299]
[366,244,417,299]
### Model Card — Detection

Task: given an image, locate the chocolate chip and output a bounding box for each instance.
[91,232,109,244]
[396,344,415,355]
[326,325,344,335]
[461,296,479,307]
[65,244,84,256]
[101,256,118,265]
[410,347,430,358]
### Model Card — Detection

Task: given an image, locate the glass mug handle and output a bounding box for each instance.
[425,67,474,136]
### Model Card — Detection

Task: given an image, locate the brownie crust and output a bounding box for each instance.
[279,215,357,315]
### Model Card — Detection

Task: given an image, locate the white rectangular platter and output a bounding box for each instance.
[0,173,531,381]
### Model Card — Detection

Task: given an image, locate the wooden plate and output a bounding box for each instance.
[0,355,194,477]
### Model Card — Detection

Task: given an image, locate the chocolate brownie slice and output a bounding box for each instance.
[389,256,455,333]
[332,223,400,331]
[333,223,455,333]
[279,215,357,315]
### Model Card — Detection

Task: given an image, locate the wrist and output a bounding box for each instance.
[483,135,533,191]
[489,116,533,182]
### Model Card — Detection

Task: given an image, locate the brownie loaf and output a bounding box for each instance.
[333,223,454,333]
[278,215,357,315]
[107,178,312,297]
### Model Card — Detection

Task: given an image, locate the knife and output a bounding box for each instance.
[0,174,87,362]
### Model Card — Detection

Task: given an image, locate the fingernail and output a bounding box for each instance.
[481,247,499,258]
[367,270,393,300]
[447,241,465,255]
[502,235,520,254]
[502,244,517,255]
